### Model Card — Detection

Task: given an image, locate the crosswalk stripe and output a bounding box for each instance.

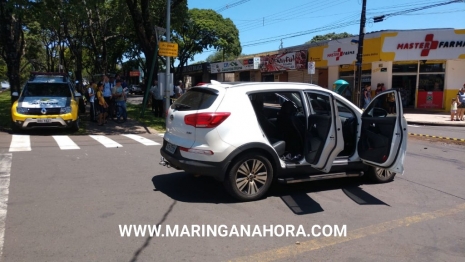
[52,136,80,150]
[89,135,123,148]
[122,134,160,146]
[9,135,31,152]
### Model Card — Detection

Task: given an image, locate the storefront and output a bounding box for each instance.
[308,28,465,110]
[182,62,210,87]
[210,57,261,82]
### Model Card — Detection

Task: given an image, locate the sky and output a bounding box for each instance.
[186,0,465,63]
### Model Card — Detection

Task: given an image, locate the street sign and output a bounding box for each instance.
[159,42,178,57]
[308,61,315,74]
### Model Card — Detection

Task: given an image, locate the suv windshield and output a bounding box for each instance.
[171,89,217,111]
[21,83,72,97]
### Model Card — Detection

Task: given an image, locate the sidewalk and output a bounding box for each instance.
[403,108,465,127]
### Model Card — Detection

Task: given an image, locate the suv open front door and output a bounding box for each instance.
[357,90,407,174]
[304,91,344,173]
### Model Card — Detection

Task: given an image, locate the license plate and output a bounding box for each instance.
[165,142,177,154]
[37,119,52,123]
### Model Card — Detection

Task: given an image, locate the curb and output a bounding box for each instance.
[406,121,465,127]
[409,132,465,142]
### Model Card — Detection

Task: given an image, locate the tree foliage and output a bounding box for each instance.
[0,0,243,99]
[173,8,241,79]
[305,32,353,44]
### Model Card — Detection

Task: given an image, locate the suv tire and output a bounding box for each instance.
[366,166,396,183]
[224,153,273,201]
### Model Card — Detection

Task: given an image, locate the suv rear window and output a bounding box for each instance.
[171,89,217,111]
[22,83,72,97]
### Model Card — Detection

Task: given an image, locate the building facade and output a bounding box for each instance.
[308,28,465,111]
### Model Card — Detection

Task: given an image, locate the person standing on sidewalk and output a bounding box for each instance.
[150,79,164,118]
[363,84,372,110]
[88,82,96,122]
[451,98,458,121]
[112,79,127,123]
[96,82,108,126]
[457,85,465,121]
[103,75,114,120]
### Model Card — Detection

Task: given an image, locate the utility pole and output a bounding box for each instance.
[164,0,171,115]
[355,0,367,108]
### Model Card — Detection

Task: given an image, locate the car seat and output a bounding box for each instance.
[277,101,305,155]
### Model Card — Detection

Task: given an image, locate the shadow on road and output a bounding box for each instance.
[151,172,391,213]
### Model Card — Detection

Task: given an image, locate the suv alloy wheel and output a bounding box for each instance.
[224,153,273,201]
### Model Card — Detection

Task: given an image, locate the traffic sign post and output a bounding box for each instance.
[158,41,178,57]
[308,61,315,84]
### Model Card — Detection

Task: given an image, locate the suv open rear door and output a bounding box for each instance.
[357,90,407,174]
[304,91,344,173]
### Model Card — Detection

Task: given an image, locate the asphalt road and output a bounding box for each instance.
[0,133,464,262]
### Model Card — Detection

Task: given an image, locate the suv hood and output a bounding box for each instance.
[18,97,70,108]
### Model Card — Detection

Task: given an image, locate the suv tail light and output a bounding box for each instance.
[184,112,231,128]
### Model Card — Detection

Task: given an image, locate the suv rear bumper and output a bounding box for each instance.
[160,141,230,181]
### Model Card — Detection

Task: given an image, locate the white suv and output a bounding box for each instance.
[160,81,407,201]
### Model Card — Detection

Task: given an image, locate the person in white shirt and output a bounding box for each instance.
[103,75,114,119]
[150,79,164,118]
[88,82,96,121]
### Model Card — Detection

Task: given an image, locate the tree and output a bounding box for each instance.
[0,0,28,102]
[305,32,353,44]
[125,0,187,88]
[206,51,238,63]
[172,8,241,80]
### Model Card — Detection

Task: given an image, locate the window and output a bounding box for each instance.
[306,93,331,115]
[392,63,418,73]
[22,83,71,97]
[171,88,218,111]
[418,74,444,91]
[419,62,445,73]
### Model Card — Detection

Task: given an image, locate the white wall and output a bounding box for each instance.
[445,60,465,91]
[371,61,393,89]
[328,66,339,88]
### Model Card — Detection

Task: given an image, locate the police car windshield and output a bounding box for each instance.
[22,83,72,97]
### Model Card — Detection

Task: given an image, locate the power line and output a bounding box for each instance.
[373,0,465,22]
[216,0,252,13]
[240,0,465,48]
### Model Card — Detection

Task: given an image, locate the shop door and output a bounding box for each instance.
[392,75,416,108]
[318,69,328,88]
[262,74,274,82]
[239,71,250,81]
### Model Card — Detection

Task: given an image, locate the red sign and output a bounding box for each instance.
[259,51,307,72]
[129,71,140,77]
[417,91,443,109]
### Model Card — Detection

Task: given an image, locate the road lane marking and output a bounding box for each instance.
[409,133,465,142]
[8,135,31,152]
[89,135,123,148]
[52,136,80,150]
[0,153,12,258]
[229,202,465,262]
[122,134,160,146]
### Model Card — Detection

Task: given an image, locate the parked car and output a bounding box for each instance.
[10,72,81,132]
[160,80,407,201]
[1,81,10,91]
[130,84,143,95]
